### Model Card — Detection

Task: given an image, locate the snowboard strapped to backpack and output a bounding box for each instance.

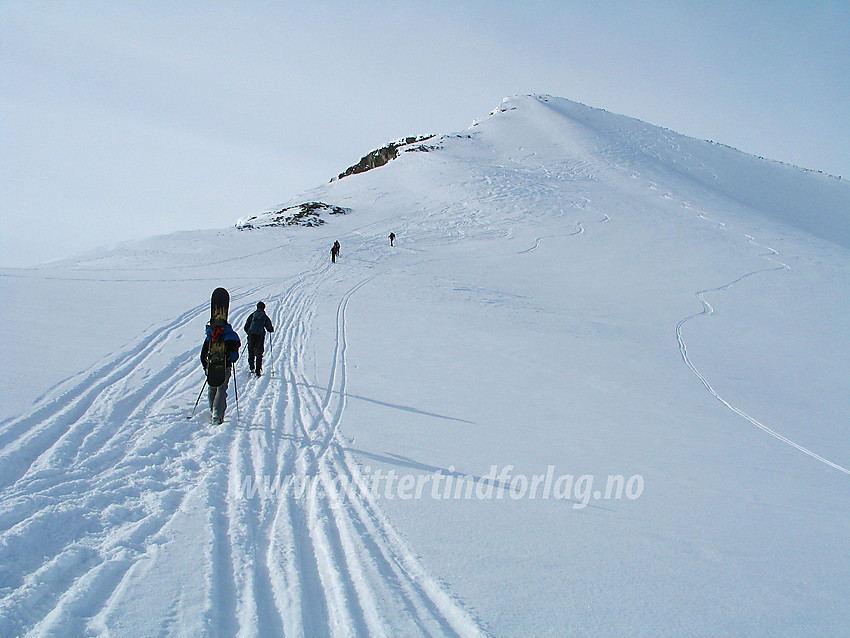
[205,288,230,387]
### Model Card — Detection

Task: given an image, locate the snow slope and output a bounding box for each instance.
[1,95,849,636]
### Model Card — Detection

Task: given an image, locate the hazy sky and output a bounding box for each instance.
[2,1,848,266]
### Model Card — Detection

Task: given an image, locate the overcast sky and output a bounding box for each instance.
[2,1,848,267]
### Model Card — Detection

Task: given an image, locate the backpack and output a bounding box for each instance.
[248,310,268,335]
[207,318,228,367]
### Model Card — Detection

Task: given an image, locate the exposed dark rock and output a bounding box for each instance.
[406,144,439,153]
[335,135,437,180]
[236,201,350,230]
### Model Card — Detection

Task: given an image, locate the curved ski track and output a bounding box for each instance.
[675,211,850,476]
[0,255,489,637]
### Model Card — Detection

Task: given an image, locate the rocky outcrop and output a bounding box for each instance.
[235,136,443,230]
[236,202,349,230]
[335,135,437,180]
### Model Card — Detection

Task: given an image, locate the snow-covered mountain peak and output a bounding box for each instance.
[2,93,849,637]
[299,93,850,249]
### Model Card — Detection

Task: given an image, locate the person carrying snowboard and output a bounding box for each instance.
[200,319,240,424]
[244,301,274,376]
[331,240,340,263]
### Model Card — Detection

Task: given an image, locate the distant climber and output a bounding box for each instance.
[244,301,275,376]
[389,232,395,246]
[331,240,340,263]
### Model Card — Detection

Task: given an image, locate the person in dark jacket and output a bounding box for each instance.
[389,232,395,246]
[200,321,240,424]
[331,240,340,263]
[244,301,274,376]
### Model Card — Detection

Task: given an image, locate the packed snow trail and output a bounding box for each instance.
[0,251,489,637]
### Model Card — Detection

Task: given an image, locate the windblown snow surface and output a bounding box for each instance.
[1,95,849,637]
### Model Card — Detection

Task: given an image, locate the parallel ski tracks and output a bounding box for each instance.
[223,261,488,637]
[0,284,272,637]
[0,254,488,635]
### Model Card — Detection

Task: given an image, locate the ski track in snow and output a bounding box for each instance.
[0,249,489,636]
[624,167,849,476]
[517,221,584,254]
[471,156,847,478]
[675,208,850,476]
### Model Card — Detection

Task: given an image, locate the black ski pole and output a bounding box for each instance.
[232,364,240,424]
[188,380,207,419]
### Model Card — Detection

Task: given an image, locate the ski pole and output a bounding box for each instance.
[268,334,273,377]
[232,364,240,424]
[188,380,207,419]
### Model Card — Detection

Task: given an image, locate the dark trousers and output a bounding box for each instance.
[208,367,231,421]
[248,334,265,372]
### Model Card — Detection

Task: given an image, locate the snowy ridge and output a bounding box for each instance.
[1,94,849,635]
[529,95,850,248]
